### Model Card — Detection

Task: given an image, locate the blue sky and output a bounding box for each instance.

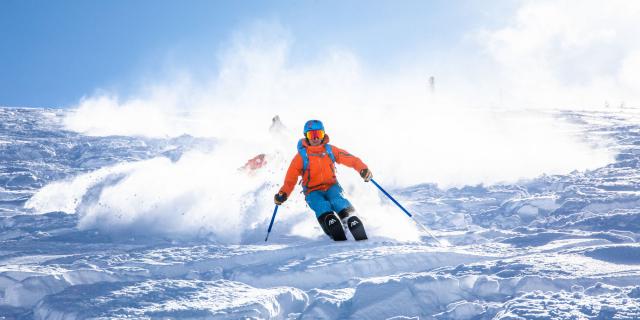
[0,0,520,107]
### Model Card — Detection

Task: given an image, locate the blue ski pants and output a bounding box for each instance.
[305,184,353,218]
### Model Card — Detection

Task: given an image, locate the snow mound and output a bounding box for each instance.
[583,245,640,265]
[35,279,308,319]
[2,108,640,317]
[495,289,640,320]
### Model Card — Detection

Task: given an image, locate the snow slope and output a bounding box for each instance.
[1,106,640,319]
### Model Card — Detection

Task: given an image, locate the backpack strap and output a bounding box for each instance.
[298,141,336,171]
[297,140,309,172]
[325,144,336,163]
[297,141,336,193]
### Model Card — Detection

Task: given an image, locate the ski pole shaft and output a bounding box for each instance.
[370,178,442,245]
[370,179,413,217]
[265,205,279,242]
[411,219,443,245]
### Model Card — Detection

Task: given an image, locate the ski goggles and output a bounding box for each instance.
[306,129,325,140]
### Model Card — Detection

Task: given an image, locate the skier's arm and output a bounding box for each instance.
[279,154,303,196]
[331,145,368,173]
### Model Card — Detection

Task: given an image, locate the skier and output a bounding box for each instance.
[240,115,287,173]
[274,120,372,241]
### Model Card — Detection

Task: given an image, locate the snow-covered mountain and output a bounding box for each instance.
[1,106,640,319]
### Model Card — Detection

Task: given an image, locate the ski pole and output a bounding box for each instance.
[370,178,442,245]
[264,205,279,242]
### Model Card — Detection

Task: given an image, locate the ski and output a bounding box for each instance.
[347,216,368,241]
[325,213,347,241]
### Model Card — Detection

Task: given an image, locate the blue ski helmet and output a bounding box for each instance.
[303,120,324,135]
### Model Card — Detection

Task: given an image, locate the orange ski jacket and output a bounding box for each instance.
[279,135,368,196]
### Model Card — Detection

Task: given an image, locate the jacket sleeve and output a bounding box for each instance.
[279,154,303,196]
[331,145,368,173]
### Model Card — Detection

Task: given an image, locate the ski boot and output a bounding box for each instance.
[318,212,347,241]
[338,208,368,241]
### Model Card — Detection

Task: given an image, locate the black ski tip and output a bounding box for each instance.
[347,216,368,241]
[325,214,347,241]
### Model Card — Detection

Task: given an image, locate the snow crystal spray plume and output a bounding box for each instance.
[28,21,615,243]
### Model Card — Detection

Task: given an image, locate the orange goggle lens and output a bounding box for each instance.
[306,129,325,140]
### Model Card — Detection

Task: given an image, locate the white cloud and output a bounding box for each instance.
[478,0,640,108]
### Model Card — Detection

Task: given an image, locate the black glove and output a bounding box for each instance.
[360,168,372,182]
[274,191,288,205]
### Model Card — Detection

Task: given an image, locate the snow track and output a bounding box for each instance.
[1,108,640,319]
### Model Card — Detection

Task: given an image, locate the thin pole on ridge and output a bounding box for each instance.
[370,178,443,245]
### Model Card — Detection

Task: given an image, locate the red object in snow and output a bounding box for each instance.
[242,154,267,171]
